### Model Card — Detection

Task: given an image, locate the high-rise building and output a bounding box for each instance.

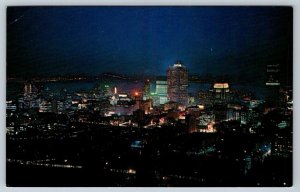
[266,64,280,86]
[265,64,281,108]
[155,76,168,105]
[167,61,188,107]
[143,81,150,100]
[24,83,38,98]
[24,83,32,96]
[212,83,230,102]
[149,77,169,106]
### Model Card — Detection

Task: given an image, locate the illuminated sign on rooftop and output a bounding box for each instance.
[266,82,280,86]
[118,94,128,98]
[213,83,229,89]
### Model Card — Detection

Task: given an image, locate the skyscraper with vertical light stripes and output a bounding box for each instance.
[167,61,188,107]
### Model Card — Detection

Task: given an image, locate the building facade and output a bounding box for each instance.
[155,76,168,106]
[167,61,188,107]
[265,64,281,108]
[212,83,230,102]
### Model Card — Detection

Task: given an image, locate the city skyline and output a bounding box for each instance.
[6,59,293,186]
[7,6,292,86]
[6,6,293,187]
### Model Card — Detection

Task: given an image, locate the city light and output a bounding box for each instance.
[128,169,136,174]
[197,105,205,110]
[6,6,292,187]
[213,83,229,89]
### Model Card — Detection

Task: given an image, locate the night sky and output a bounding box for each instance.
[7,6,292,83]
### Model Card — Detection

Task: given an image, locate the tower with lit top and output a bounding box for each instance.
[265,63,281,108]
[213,82,229,101]
[167,61,188,107]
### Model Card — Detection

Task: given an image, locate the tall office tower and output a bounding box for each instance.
[212,83,230,102]
[24,83,38,97]
[167,61,188,107]
[266,64,280,86]
[143,79,151,100]
[155,76,168,105]
[24,83,32,96]
[265,64,280,108]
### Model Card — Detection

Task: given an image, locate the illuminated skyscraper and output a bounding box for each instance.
[167,61,188,107]
[212,83,230,102]
[155,76,168,105]
[143,79,150,98]
[24,83,32,96]
[265,64,280,107]
[266,64,280,86]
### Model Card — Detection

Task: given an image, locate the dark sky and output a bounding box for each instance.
[7,6,292,82]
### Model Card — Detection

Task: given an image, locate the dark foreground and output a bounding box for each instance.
[7,122,292,187]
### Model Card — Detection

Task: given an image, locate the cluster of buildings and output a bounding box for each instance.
[7,62,287,137]
[6,61,293,136]
[6,61,293,187]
